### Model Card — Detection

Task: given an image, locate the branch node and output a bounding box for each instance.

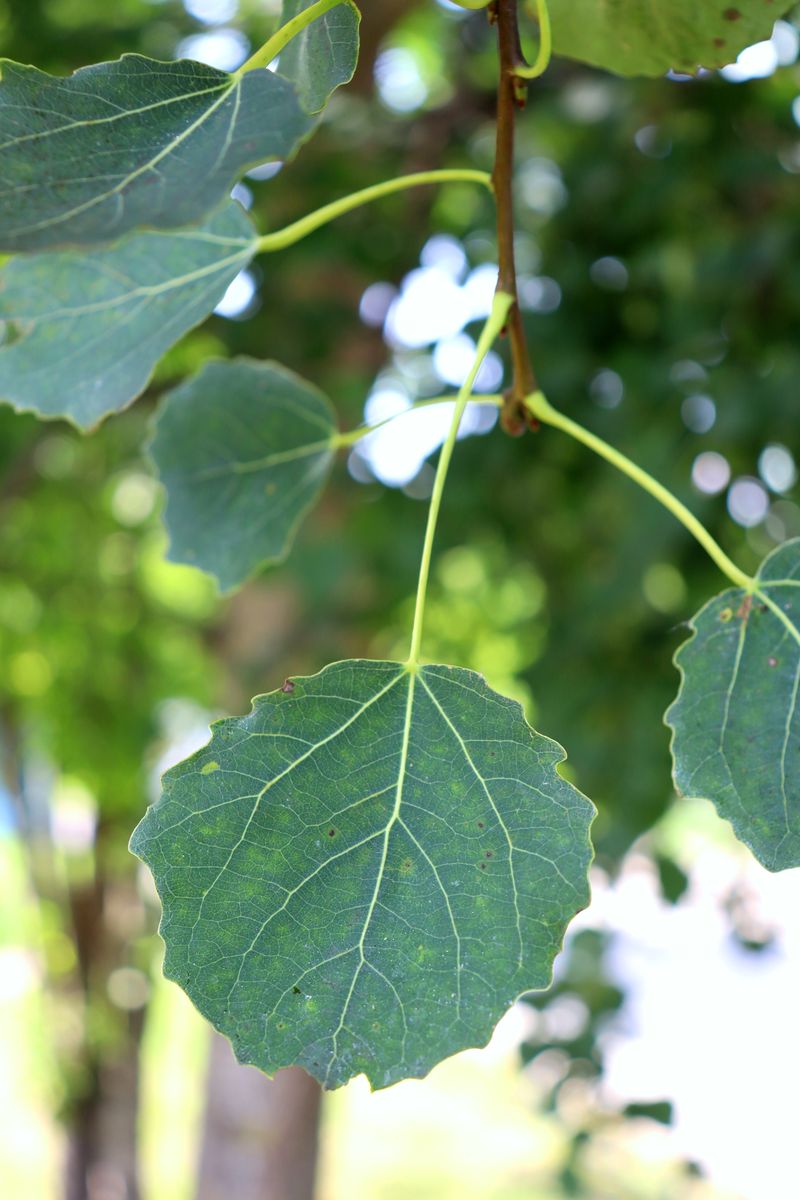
[493,0,537,436]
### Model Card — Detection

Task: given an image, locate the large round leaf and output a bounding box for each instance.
[131,660,594,1089]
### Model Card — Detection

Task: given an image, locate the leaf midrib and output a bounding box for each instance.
[325,669,417,1083]
[185,667,407,971]
[188,437,336,481]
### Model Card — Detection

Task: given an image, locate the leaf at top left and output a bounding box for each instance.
[0,55,314,253]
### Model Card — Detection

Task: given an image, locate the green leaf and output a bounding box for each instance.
[150,358,338,592]
[666,539,800,871]
[548,0,789,77]
[0,202,257,430]
[130,660,594,1089]
[278,1,361,113]
[0,55,313,252]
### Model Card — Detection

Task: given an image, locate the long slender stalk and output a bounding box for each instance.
[256,170,493,254]
[407,293,513,669]
[526,391,755,591]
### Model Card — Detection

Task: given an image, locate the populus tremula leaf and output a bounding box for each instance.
[667,538,800,872]
[0,55,313,252]
[0,201,258,428]
[131,660,594,1090]
[150,358,339,592]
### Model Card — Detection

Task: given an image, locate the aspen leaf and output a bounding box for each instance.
[548,0,791,77]
[0,56,312,252]
[0,202,258,428]
[667,539,800,871]
[151,358,338,591]
[131,660,594,1089]
[278,0,361,113]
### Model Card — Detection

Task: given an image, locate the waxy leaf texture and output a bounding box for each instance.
[151,358,338,591]
[667,539,800,871]
[549,0,790,77]
[131,660,594,1089]
[0,202,257,428]
[0,55,312,252]
[278,0,361,113]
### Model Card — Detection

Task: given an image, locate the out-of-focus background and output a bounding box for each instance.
[1,1,800,1197]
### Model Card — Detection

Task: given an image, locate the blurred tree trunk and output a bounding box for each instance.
[64,1017,143,1200]
[64,866,145,1200]
[196,1036,322,1200]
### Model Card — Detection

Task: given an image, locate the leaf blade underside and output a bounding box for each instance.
[0,201,258,429]
[666,539,800,871]
[278,0,361,113]
[150,357,338,592]
[131,660,595,1090]
[548,0,790,77]
[0,55,313,252]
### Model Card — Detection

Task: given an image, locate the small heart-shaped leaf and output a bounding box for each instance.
[150,357,338,591]
[278,0,361,113]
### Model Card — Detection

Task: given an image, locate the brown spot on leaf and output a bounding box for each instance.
[737,594,753,621]
[281,679,295,693]
[713,36,726,46]
[723,7,742,19]
[328,828,336,838]
[768,657,778,667]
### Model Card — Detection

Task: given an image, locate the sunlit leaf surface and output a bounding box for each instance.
[151,357,338,591]
[667,539,800,871]
[131,660,594,1089]
[0,55,312,251]
[0,202,257,429]
[549,0,790,76]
